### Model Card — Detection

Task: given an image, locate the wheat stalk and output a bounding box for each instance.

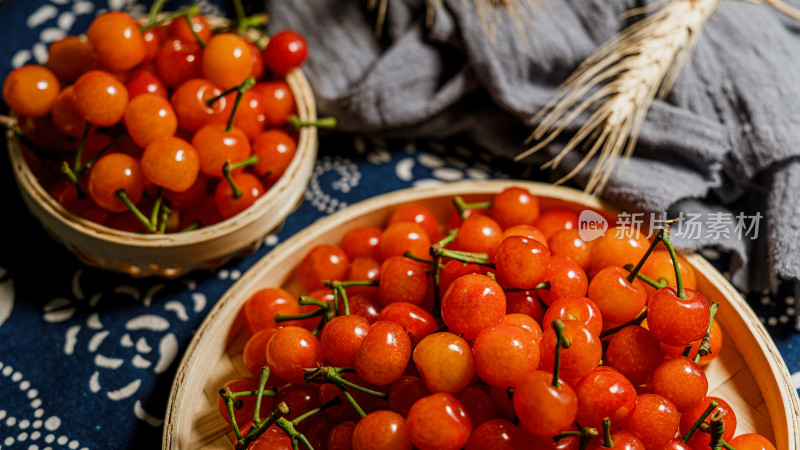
[517,0,719,196]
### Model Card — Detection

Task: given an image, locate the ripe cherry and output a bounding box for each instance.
[234,90,267,139]
[441,274,507,340]
[540,320,601,379]
[535,208,579,239]
[465,418,525,450]
[170,78,232,131]
[537,255,588,305]
[378,256,427,306]
[514,371,577,437]
[543,295,603,337]
[46,36,95,84]
[377,302,437,346]
[155,38,204,88]
[252,129,296,181]
[297,244,350,292]
[406,393,472,450]
[263,30,309,75]
[501,313,543,341]
[51,86,86,138]
[327,421,356,450]
[454,386,498,429]
[217,377,272,426]
[203,33,253,89]
[389,376,431,417]
[605,325,664,385]
[379,222,431,261]
[622,394,680,448]
[125,69,169,99]
[319,314,370,368]
[72,70,129,127]
[589,226,650,275]
[494,236,550,289]
[352,410,412,450]
[663,320,723,365]
[253,81,295,125]
[346,256,381,300]
[502,224,548,246]
[453,214,503,257]
[87,12,146,72]
[549,229,594,271]
[192,123,252,178]
[413,332,474,393]
[341,226,382,261]
[3,65,60,118]
[124,93,178,147]
[679,396,737,449]
[505,289,545,323]
[87,153,144,213]
[648,286,710,347]
[265,326,324,384]
[728,434,777,450]
[490,187,540,229]
[573,366,637,429]
[473,323,540,388]
[649,356,708,412]
[387,204,440,241]
[354,321,412,386]
[586,429,645,450]
[587,265,647,324]
[243,288,299,333]
[168,14,212,43]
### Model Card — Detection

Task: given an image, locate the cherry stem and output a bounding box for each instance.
[431,229,458,317]
[288,115,338,130]
[600,417,613,448]
[76,133,125,178]
[275,308,325,322]
[232,401,290,450]
[238,13,268,36]
[222,160,243,199]
[338,386,367,418]
[276,417,315,450]
[159,208,170,234]
[402,251,442,267]
[551,319,571,389]
[452,195,492,221]
[692,302,719,363]
[150,187,163,228]
[59,162,84,196]
[305,367,389,400]
[293,396,343,425]
[116,190,156,233]
[622,264,666,289]
[232,0,246,30]
[253,366,272,424]
[625,229,663,284]
[598,309,647,338]
[181,220,201,232]
[708,411,726,450]
[145,0,168,26]
[681,399,718,443]
[73,122,91,173]
[661,224,686,299]
[220,386,243,441]
[553,427,599,442]
[503,281,551,293]
[229,155,260,172]
[223,77,255,132]
[140,5,200,32]
[698,423,737,450]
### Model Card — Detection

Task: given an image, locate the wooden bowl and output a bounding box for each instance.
[7,67,317,278]
[163,180,800,449]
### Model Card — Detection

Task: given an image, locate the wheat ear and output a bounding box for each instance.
[517,0,719,195]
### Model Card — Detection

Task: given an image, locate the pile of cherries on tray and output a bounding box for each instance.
[3,6,310,233]
[218,187,776,450]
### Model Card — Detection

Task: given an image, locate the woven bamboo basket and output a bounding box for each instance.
[163,180,800,449]
[7,61,317,278]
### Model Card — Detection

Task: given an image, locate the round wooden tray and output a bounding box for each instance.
[7,68,317,278]
[163,180,800,449]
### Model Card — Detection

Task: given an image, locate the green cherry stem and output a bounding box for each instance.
[622,264,666,290]
[402,251,441,267]
[232,0,246,30]
[181,220,201,232]
[698,423,737,450]
[452,195,492,221]
[708,411,726,450]
[222,161,242,199]
[183,13,206,47]
[275,308,325,322]
[625,229,663,284]
[220,386,243,442]
[288,115,338,130]
[238,13,268,35]
[503,281,551,293]
[233,402,290,450]
[226,77,256,133]
[337,386,367,418]
[681,399,718,443]
[76,133,126,177]
[305,367,389,399]
[73,122,91,173]
[116,190,156,232]
[253,366,272,424]
[140,5,200,32]
[601,417,613,448]
[145,0,169,27]
[60,162,82,189]
[598,309,647,339]
[150,187,163,228]
[430,229,458,316]
[551,319,571,389]
[661,224,686,299]
[276,416,315,450]
[692,302,720,363]
[553,427,599,442]
[293,395,343,425]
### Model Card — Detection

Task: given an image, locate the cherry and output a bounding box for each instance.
[587,265,647,324]
[441,274,506,340]
[346,257,381,300]
[341,226,382,260]
[586,429,645,450]
[125,69,169,99]
[327,421,356,450]
[170,78,232,131]
[542,295,603,337]
[377,302,437,346]
[51,86,87,138]
[406,393,472,450]
[46,36,95,84]
[641,249,698,290]
[248,42,265,80]
[453,214,503,257]
[234,90,267,139]
[155,38,204,88]
[217,377,272,426]
[589,226,650,274]
[438,260,493,297]
[87,153,144,213]
[124,93,178,148]
[242,328,280,382]
[263,30,309,75]
[500,313,543,341]
[377,256,427,306]
[413,332,474,393]
[514,370,577,437]
[537,255,588,305]
[72,70,129,127]
[540,320,601,379]
[728,434,777,450]
[605,325,664,385]
[297,244,350,292]
[243,287,299,334]
[141,27,165,63]
[248,430,292,450]
[192,123,252,178]
[389,376,431,417]
[3,65,60,118]
[275,384,321,421]
[87,12,146,72]
[473,323,539,388]
[354,321,412,385]
[648,286,710,347]
[214,172,264,218]
[465,418,525,450]
[319,314,370,368]
[574,366,637,429]
[203,33,253,89]
[522,423,581,450]
[622,393,680,448]
[502,224,548,246]
[454,386,498,429]
[387,204,440,241]
[649,356,708,412]
[164,174,208,210]
[265,326,323,384]
[679,396,737,449]
[505,289,545,323]
[49,179,108,224]
[494,236,551,289]
[379,222,431,261]
[491,187,540,229]
[535,208,579,239]
[339,294,380,324]
[549,229,594,271]
[168,14,212,43]
[253,81,295,125]
[352,410,411,450]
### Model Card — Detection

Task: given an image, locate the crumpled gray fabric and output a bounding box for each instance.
[265,0,800,294]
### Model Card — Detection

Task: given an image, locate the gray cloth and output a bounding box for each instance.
[266,0,800,293]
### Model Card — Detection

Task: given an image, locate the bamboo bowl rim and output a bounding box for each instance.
[163,180,800,449]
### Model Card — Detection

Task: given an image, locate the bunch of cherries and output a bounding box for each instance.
[218,187,775,450]
[2,5,319,233]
